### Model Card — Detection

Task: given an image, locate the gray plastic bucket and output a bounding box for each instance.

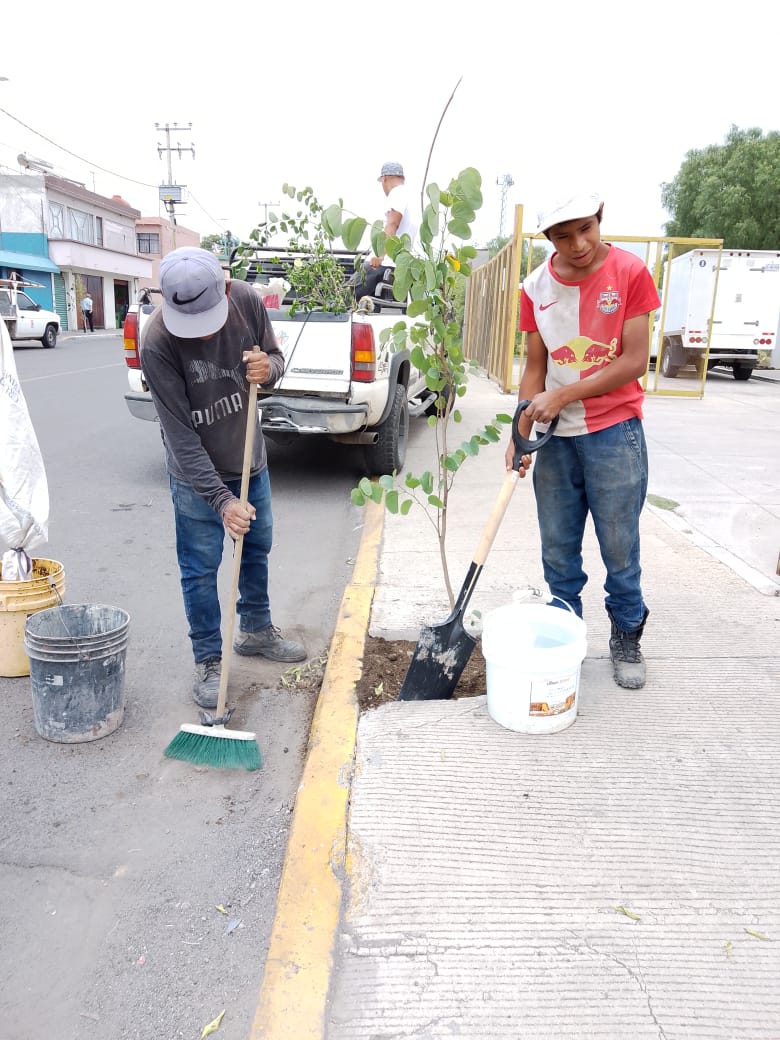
[24,604,130,743]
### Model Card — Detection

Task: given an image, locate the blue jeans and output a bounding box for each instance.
[532,419,648,632]
[170,470,273,662]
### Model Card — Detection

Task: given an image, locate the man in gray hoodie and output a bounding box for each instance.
[142,247,306,708]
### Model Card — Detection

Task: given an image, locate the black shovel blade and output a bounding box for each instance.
[398,611,477,701]
[398,561,482,701]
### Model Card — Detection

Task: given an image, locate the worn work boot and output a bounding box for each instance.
[192,657,221,708]
[233,625,306,663]
[608,609,649,690]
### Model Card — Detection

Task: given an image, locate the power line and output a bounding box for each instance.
[0,105,237,236]
[0,105,157,188]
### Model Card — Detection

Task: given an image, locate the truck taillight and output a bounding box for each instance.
[351,322,376,383]
[123,312,141,369]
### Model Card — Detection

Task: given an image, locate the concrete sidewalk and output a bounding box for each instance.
[254,371,780,1040]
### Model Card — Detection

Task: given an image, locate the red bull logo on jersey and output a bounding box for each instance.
[549,336,619,370]
[598,288,621,315]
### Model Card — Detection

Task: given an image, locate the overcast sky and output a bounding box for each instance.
[1,0,776,250]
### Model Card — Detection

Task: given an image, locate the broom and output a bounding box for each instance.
[164,365,262,772]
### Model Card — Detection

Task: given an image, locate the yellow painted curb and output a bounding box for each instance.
[249,499,384,1040]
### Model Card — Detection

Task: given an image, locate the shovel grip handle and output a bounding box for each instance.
[512,399,558,469]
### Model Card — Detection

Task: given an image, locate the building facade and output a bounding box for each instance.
[45,175,152,330]
[135,215,199,293]
[1,170,210,332]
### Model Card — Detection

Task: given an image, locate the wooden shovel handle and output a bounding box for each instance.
[472,470,519,568]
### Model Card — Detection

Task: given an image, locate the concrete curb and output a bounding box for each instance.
[249,500,384,1039]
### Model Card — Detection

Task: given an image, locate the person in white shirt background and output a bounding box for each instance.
[351,161,419,302]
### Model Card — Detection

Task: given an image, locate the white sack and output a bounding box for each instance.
[0,317,49,566]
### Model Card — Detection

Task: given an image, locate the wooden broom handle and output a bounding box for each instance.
[215,368,259,719]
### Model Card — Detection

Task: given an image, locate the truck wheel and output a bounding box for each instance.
[733,364,753,381]
[660,344,679,378]
[365,385,409,476]
[40,325,57,349]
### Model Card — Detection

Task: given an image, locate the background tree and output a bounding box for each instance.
[662,126,780,248]
[200,233,223,253]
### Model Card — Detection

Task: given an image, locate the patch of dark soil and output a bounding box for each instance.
[355,636,487,711]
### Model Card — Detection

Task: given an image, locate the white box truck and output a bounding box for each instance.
[653,248,780,381]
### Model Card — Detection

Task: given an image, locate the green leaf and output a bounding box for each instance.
[393,271,412,299]
[400,499,413,515]
[378,474,395,490]
[447,218,472,240]
[385,490,399,514]
[370,225,387,258]
[385,237,403,262]
[744,928,770,940]
[351,488,366,507]
[424,260,438,291]
[482,425,500,442]
[420,471,434,495]
[496,412,513,423]
[406,299,428,318]
[426,183,441,208]
[405,473,420,489]
[321,205,342,239]
[369,484,383,504]
[358,477,374,496]
[427,495,445,509]
[342,216,367,252]
[424,206,439,237]
[452,201,476,223]
[444,455,460,472]
[454,409,462,422]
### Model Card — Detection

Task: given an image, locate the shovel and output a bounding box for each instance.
[398,400,558,701]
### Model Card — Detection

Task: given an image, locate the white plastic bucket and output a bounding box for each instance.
[481,601,587,734]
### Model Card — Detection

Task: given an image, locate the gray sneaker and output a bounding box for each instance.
[193,657,221,708]
[233,625,306,662]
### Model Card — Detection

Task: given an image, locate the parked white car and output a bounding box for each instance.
[0,278,60,348]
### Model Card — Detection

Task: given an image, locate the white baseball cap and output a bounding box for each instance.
[537,192,602,234]
[159,247,229,338]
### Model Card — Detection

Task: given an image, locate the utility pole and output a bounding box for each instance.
[496,173,514,240]
[258,201,281,228]
[155,122,195,249]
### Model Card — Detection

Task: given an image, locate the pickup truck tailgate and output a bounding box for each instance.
[269,311,351,395]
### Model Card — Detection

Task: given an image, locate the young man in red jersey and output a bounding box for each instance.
[505,192,660,689]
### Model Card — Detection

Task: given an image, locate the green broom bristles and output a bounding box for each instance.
[164,724,262,771]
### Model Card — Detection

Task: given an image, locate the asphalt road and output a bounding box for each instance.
[1,331,367,1040]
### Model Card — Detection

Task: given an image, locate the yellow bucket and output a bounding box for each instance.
[0,559,66,677]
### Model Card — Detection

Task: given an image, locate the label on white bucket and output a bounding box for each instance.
[529,673,577,716]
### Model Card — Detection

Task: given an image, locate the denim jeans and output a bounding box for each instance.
[532,419,648,632]
[169,470,273,663]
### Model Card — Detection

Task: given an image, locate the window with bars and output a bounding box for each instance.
[137,233,160,255]
[48,202,65,239]
[69,208,94,243]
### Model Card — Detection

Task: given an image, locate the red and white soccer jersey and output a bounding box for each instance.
[519,245,660,436]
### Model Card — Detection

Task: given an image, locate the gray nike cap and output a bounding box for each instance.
[159,247,229,338]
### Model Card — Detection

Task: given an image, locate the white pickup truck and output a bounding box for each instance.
[122,249,435,475]
[0,277,60,348]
